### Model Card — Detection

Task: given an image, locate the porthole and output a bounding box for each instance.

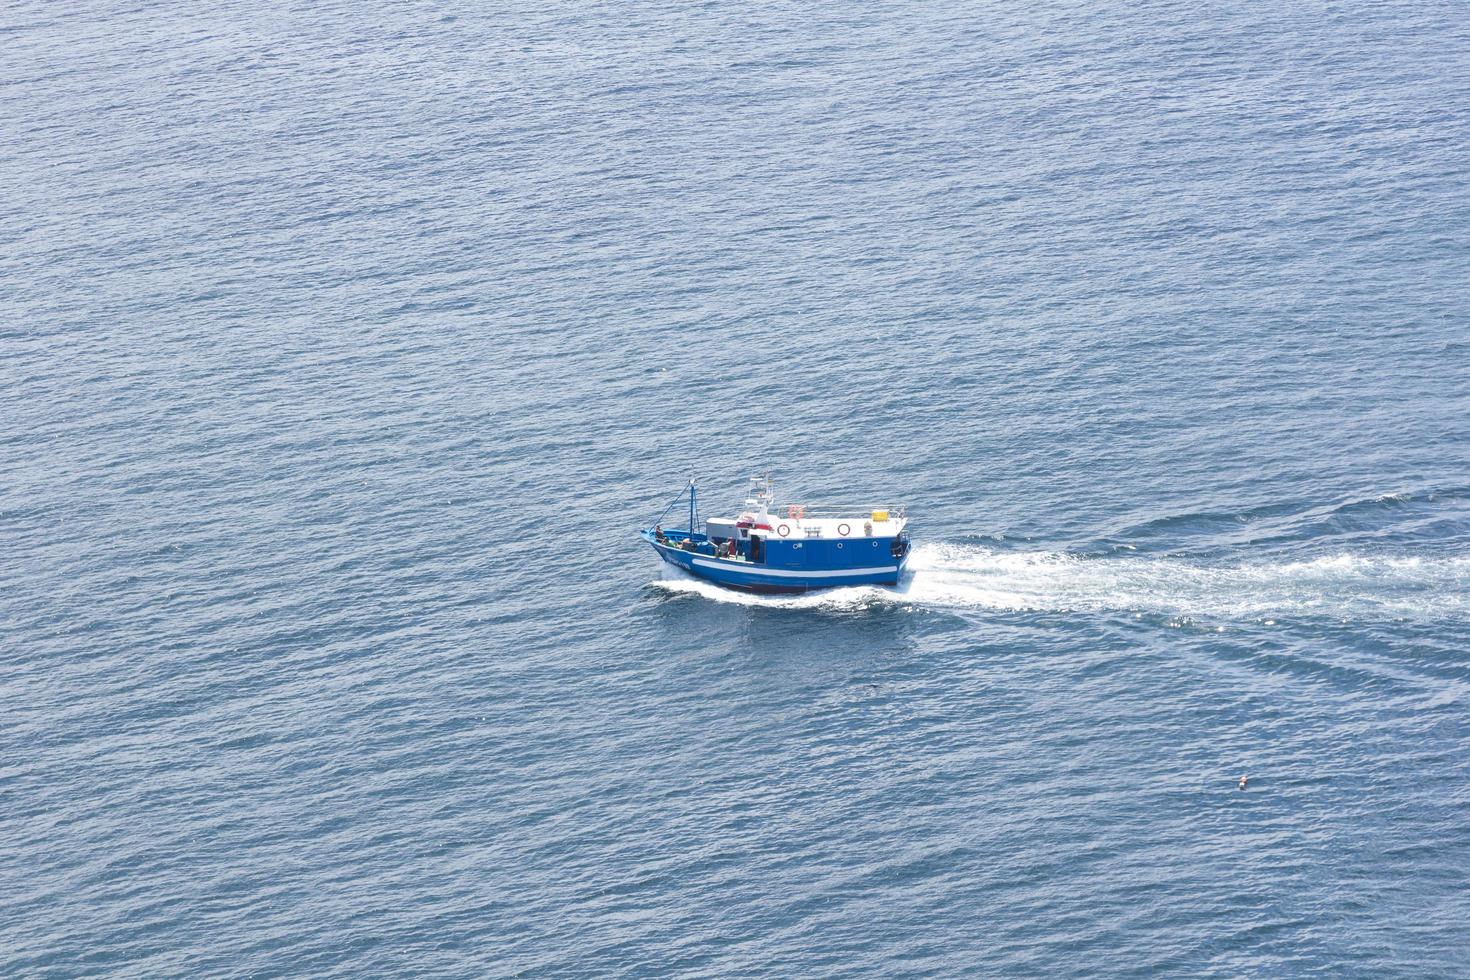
[836,543,843,549]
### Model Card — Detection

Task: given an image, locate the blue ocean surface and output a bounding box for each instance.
[4,1,1470,975]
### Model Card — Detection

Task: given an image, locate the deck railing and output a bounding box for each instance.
[779,504,907,518]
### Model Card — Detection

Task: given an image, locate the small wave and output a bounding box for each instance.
[1102,486,1470,550]
[652,544,1470,621]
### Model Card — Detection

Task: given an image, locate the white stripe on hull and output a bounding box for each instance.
[689,557,899,579]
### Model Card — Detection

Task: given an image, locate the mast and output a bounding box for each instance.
[689,479,696,536]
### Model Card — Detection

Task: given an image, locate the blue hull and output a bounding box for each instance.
[644,533,906,594]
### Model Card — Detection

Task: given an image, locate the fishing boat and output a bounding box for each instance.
[641,475,911,594]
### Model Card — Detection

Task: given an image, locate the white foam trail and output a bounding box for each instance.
[653,565,893,611]
[651,544,1470,620]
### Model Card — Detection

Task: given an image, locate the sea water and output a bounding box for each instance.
[4,1,1469,975]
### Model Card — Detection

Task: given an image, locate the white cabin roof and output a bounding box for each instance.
[703,477,907,539]
[709,513,907,538]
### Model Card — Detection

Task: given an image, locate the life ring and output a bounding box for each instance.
[777,523,791,537]
[837,523,851,536]
[787,505,805,519]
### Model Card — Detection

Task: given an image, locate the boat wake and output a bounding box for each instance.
[652,543,1470,622]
